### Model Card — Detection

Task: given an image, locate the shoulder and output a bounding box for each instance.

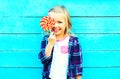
[69,35,81,47]
[42,35,49,40]
[69,35,79,41]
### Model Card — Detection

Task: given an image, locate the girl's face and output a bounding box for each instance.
[49,12,66,38]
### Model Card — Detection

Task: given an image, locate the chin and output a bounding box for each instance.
[54,32,61,36]
[54,33,60,36]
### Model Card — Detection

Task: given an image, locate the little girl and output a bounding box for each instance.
[38,5,82,79]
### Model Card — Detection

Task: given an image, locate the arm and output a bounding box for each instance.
[69,36,82,78]
[45,32,56,57]
[38,33,56,64]
[74,37,82,76]
[38,35,52,64]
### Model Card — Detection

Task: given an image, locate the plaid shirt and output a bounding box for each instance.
[38,35,82,79]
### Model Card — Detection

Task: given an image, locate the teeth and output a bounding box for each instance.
[55,29,59,32]
[51,27,61,32]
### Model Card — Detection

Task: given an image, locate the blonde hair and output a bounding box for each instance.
[48,5,72,35]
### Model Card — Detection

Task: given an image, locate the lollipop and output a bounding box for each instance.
[40,16,55,31]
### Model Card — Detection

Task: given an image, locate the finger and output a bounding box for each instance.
[50,32,53,36]
[50,30,51,33]
[53,34,56,40]
[53,33,55,37]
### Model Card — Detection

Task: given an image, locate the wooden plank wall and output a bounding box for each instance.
[0,0,120,79]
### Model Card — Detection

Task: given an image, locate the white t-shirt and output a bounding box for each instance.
[49,36,69,79]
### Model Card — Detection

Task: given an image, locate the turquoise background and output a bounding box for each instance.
[0,0,120,79]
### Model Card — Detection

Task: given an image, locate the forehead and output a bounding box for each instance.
[48,12,65,21]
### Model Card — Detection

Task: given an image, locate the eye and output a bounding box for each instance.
[57,21,63,23]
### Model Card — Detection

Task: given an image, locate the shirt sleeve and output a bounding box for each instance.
[69,37,82,77]
[38,35,52,64]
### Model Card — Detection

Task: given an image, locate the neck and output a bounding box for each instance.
[56,34,68,40]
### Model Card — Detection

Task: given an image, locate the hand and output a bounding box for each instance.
[45,32,56,57]
[48,32,56,47]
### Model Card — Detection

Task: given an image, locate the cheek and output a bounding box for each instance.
[60,23,66,28]
[61,25,66,31]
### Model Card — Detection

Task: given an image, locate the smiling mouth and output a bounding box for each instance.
[52,27,61,32]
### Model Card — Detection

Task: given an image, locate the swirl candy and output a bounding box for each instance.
[40,16,55,31]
